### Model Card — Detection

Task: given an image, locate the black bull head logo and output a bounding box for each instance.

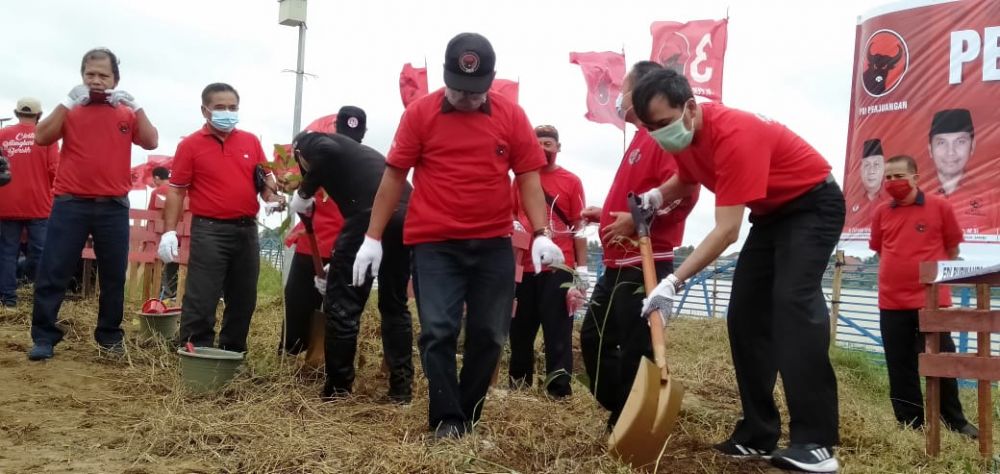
[863,44,903,95]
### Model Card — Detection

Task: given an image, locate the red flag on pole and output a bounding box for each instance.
[569,51,626,130]
[130,155,174,190]
[399,63,429,108]
[490,79,520,103]
[650,19,729,102]
[304,114,338,133]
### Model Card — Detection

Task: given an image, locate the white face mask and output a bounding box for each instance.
[209,110,239,132]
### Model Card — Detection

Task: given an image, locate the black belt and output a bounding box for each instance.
[54,194,128,204]
[193,215,257,227]
[808,174,837,193]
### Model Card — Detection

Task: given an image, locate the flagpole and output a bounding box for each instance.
[622,44,627,155]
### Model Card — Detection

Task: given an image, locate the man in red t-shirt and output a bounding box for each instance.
[577,61,697,430]
[869,155,977,439]
[355,33,564,440]
[508,124,587,399]
[159,82,283,353]
[29,48,159,361]
[146,166,179,300]
[633,69,843,472]
[0,98,59,307]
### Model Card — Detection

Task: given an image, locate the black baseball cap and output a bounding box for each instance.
[336,105,367,143]
[443,33,496,93]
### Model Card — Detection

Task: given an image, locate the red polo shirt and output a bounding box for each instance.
[512,165,585,272]
[387,88,546,245]
[53,103,138,197]
[869,191,963,310]
[674,103,831,215]
[0,123,59,219]
[601,129,697,268]
[169,125,267,219]
[283,192,344,257]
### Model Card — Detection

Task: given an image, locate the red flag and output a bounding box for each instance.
[569,51,626,130]
[650,19,729,102]
[130,154,173,190]
[490,79,520,103]
[399,63,429,108]
[304,114,338,133]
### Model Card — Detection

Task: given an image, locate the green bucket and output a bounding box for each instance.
[137,311,180,340]
[177,347,244,394]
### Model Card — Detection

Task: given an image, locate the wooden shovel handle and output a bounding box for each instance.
[638,235,671,380]
[299,213,326,277]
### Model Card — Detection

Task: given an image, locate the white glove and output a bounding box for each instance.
[158,231,179,263]
[352,236,383,286]
[640,188,664,210]
[641,274,682,326]
[512,220,526,233]
[263,201,283,216]
[575,265,591,291]
[531,235,564,273]
[107,89,141,110]
[314,264,329,295]
[289,191,315,217]
[61,85,90,110]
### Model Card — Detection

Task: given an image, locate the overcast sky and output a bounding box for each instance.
[2,0,993,260]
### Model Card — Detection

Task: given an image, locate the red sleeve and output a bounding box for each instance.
[940,201,964,249]
[869,205,883,252]
[712,124,769,207]
[507,107,545,175]
[386,108,421,170]
[127,109,142,146]
[169,140,193,187]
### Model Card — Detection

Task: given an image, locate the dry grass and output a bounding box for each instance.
[0,264,998,473]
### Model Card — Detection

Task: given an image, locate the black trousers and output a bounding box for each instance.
[324,210,413,398]
[281,252,330,355]
[509,269,575,397]
[726,182,844,449]
[160,262,179,300]
[581,261,672,423]
[411,237,515,429]
[177,217,259,353]
[879,309,968,429]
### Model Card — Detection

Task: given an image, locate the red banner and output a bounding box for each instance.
[569,51,626,130]
[129,154,173,190]
[399,63,429,108]
[490,79,519,103]
[842,1,1000,243]
[649,19,728,102]
[304,114,337,133]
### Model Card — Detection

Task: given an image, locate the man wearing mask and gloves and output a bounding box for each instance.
[288,105,415,404]
[160,82,283,353]
[869,155,977,439]
[632,69,844,473]
[356,32,564,440]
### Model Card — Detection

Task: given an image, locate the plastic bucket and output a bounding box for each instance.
[137,311,180,340]
[177,347,244,394]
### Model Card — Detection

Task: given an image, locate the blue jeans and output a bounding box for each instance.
[0,218,47,304]
[31,198,129,346]
[412,238,514,429]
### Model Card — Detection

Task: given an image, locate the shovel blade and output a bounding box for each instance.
[303,310,326,369]
[608,357,685,468]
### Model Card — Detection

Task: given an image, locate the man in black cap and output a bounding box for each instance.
[355,32,563,440]
[927,108,998,233]
[847,138,887,225]
[288,108,415,403]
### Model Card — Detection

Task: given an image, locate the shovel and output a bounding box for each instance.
[607,192,685,468]
[300,213,327,369]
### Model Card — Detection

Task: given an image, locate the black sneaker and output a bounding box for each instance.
[713,439,774,460]
[770,443,839,473]
[954,423,979,440]
[432,420,467,441]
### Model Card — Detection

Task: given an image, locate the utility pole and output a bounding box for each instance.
[278,0,308,136]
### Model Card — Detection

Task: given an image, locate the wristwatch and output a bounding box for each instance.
[533,227,552,238]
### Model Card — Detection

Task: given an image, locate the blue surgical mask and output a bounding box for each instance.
[209,110,239,132]
[650,105,694,152]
